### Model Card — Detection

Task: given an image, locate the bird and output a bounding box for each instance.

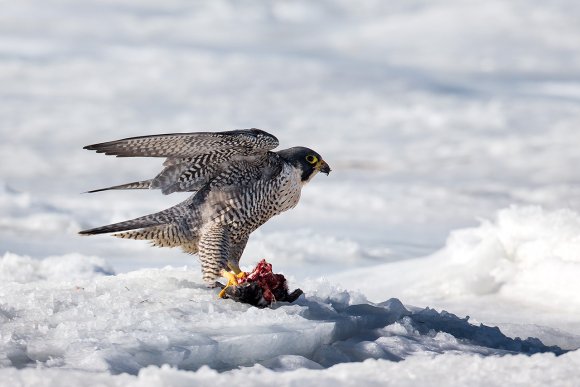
[79,128,331,294]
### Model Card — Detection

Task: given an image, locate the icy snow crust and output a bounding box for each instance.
[0,254,564,375]
[2,0,580,385]
[2,352,580,387]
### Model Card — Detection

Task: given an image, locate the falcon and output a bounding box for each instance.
[79,129,331,295]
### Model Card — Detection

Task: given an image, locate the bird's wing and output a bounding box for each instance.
[84,129,280,195]
[83,128,278,158]
[150,152,274,194]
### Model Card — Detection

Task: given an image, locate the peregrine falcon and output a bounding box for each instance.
[79,129,331,293]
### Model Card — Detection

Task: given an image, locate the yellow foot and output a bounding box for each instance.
[218,270,247,298]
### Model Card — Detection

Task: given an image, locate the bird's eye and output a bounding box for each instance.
[305,155,318,164]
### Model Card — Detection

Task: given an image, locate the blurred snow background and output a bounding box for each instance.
[1,0,580,385]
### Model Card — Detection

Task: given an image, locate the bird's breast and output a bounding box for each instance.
[212,163,302,234]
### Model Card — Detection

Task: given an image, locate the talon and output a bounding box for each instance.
[218,269,245,298]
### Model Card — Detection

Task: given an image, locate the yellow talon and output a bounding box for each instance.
[218,269,247,298]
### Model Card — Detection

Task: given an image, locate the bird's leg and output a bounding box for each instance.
[226,261,241,275]
[215,236,249,298]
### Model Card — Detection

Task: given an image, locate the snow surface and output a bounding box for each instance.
[2,0,580,385]
[0,255,569,385]
[332,206,580,349]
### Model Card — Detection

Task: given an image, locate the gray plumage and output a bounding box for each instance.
[80,128,331,285]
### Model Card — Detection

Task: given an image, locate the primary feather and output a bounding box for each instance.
[85,129,278,195]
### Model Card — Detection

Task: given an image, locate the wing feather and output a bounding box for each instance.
[84,128,278,158]
[84,129,280,195]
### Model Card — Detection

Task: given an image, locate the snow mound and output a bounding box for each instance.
[432,206,580,302]
[0,262,562,375]
[335,206,580,312]
[0,252,114,283]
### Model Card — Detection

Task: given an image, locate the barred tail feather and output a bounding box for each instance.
[86,180,152,193]
[78,214,166,235]
[79,194,200,252]
[114,224,195,248]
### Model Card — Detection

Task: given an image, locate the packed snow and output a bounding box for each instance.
[2,0,580,385]
[0,253,569,385]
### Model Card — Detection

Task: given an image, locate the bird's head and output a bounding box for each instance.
[277,146,331,183]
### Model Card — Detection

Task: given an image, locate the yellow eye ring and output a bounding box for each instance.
[305,155,318,164]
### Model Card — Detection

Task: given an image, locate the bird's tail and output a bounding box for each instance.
[85,180,152,193]
[78,211,171,235]
[79,203,199,249]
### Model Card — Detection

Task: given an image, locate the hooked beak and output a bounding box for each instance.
[316,159,331,175]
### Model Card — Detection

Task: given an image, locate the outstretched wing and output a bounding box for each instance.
[84,128,278,158]
[84,128,279,195]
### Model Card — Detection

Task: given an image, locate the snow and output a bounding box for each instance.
[3,353,580,387]
[332,206,580,348]
[0,256,567,384]
[0,252,113,283]
[2,0,580,385]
